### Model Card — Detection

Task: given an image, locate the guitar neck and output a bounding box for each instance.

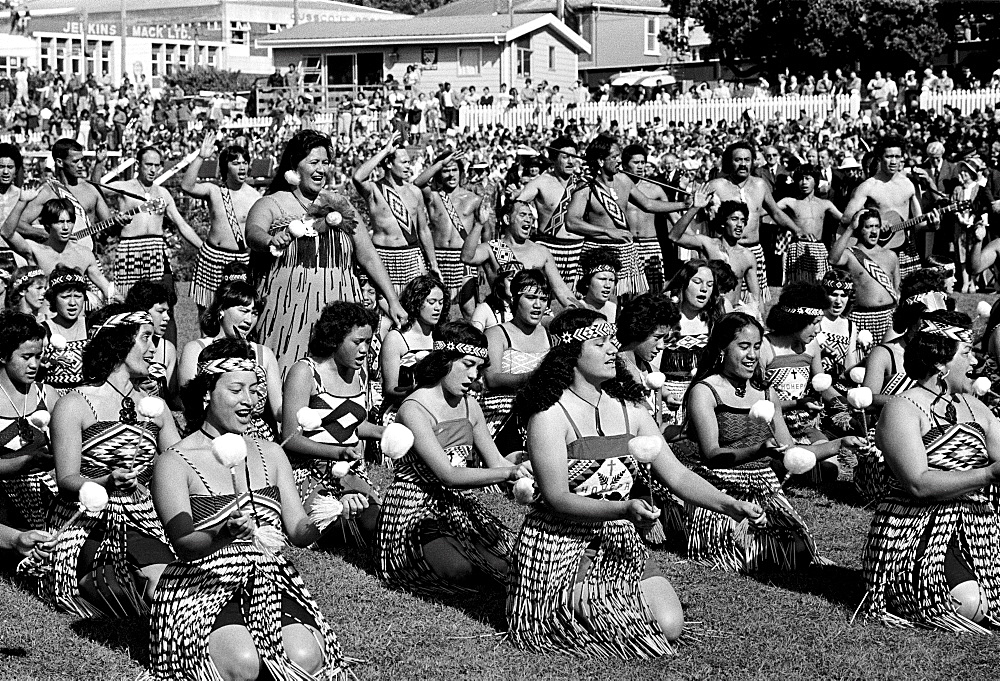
[73,205,142,239]
[886,204,960,235]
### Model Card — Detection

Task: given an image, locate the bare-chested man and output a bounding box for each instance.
[840,136,934,280]
[704,141,801,301]
[566,134,685,298]
[461,199,577,310]
[516,136,584,287]
[669,193,761,313]
[777,164,842,285]
[105,146,202,305]
[414,149,485,319]
[829,208,899,346]
[1,196,115,306]
[353,133,437,293]
[621,143,672,293]
[181,132,259,312]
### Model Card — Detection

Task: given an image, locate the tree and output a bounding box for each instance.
[357,0,452,15]
[692,0,948,79]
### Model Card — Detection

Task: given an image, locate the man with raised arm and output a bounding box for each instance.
[622,143,672,293]
[353,132,437,294]
[565,134,685,298]
[461,199,577,311]
[839,136,935,279]
[704,140,801,301]
[181,132,260,312]
[829,208,899,347]
[516,136,584,287]
[413,149,486,319]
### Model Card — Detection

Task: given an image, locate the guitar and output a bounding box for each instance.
[71,198,167,240]
[877,201,970,249]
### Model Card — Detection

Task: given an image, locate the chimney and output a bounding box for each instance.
[556,0,565,21]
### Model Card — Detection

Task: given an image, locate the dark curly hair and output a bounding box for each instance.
[182,338,256,433]
[687,311,767,398]
[669,259,724,327]
[412,320,489,389]
[124,280,170,311]
[400,273,448,332]
[711,201,749,237]
[766,282,830,336]
[585,133,618,173]
[39,197,76,228]
[575,248,621,295]
[266,129,332,196]
[83,303,148,385]
[893,268,946,333]
[219,145,250,180]
[483,267,516,320]
[200,280,263,337]
[44,264,88,304]
[617,293,679,347]
[903,310,972,382]
[308,301,377,358]
[516,308,644,419]
[707,259,738,296]
[0,310,45,364]
[721,140,755,176]
[510,269,548,311]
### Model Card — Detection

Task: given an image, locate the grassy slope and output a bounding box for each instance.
[1,290,998,681]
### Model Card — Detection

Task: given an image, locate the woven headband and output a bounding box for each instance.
[586,264,617,276]
[89,310,153,337]
[551,322,618,347]
[917,319,973,344]
[432,340,489,358]
[11,269,44,292]
[903,291,946,311]
[48,271,89,289]
[196,356,261,378]
[221,272,247,283]
[779,306,824,317]
[822,278,854,293]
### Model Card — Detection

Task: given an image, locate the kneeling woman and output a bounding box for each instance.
[41,305,180,618]
[375,321,527,598]
[283,302,383,547]
[151,339,346,680]
[684,312,857,572]
[861,311,1000,632]
[506,309,765,659]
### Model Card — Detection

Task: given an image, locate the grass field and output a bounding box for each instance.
[1,289,999,681]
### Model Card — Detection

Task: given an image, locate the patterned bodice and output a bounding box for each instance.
[80,420,160,486]
[661,333,708,376]
[885,420,990,503]
[0,383,48,456]
[298,358,368,447]
[694,382,773,471]
[764,351,812,402]
[395,398,475,483]
[502,347,546,375]
[41,339,86,388]
[877,344,913,396]
[190,487,282,531]
[820,330,850,375]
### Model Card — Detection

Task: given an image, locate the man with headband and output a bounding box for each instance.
[830,208,899,345]
[413,148,486,319]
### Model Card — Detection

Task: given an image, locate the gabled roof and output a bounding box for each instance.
[259,11,591,53]
[421,0,672,18]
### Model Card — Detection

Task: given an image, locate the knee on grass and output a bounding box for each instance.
[210,628,261,681]
[283,624,325,674]
[641,575,684,642]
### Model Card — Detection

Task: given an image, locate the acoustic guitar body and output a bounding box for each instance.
[877,210,906,249]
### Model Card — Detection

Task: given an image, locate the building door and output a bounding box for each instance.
[326,54,354,86]
[356,52,383,86]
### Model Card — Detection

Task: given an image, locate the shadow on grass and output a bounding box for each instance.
[753,563,866,608]
[71,617,150,668]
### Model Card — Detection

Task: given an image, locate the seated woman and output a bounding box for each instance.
[575,248,620,320]
[282,302,382,547]
[506,309,765,658]
[151,339,347,680]
[861,310,1000,632]
[6,266,45,320]
[683,312,859,571]
[471,261,521,331]
[375,321,527,598]
[0,311,60,529]
[481,270,550,457]
[759,283,832,451]
[126,281,177,402]
[817,271,860,377]
[178,280,282,441]
[39,305,180,618]
[378,274,445,432]
[618,293,680,414]
[39,266,89,392]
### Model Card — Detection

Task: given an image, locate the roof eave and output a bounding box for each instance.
[505,14,591,54]
[259,32,504,47]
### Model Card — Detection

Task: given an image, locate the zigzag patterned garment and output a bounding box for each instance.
[764,350,819,441]
[860,415,1000,633]
[40,338,86,390]
[0,385,55,530]
[852,247,898,301]
[506,399,675,659]
[149,447,347,680]
[37,406,167,619]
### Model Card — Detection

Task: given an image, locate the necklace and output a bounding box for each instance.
[107,379,137,424]
[0,380,34,446]
[291,189,315,213]
[569,386,605,436]
[916,383,958,425]
[721,373,748,398]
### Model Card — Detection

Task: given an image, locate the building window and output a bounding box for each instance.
[0,56,21,77]
[457,47,481,76]
[267,23,288,33]
[517,47,531,78]
[548,46,555,70]
[644,17,660,55]
[207,46,218,68]
[230,21,250,44]
[151,43,162,76]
